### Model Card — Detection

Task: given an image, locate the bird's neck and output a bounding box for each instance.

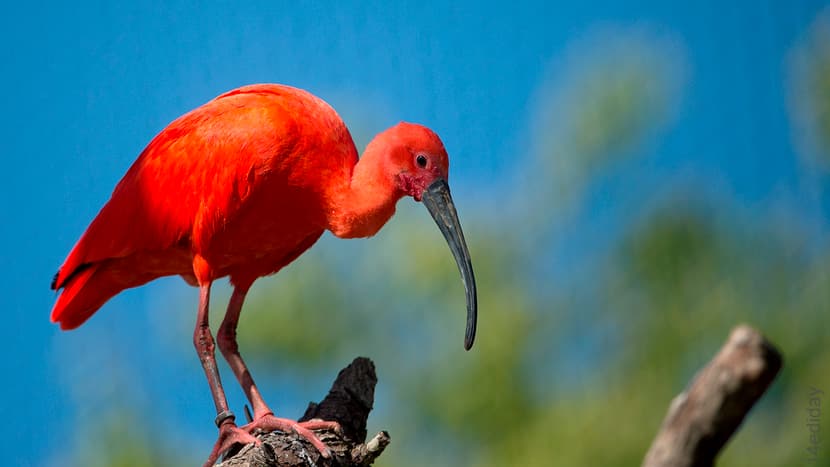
[328,145,404,239]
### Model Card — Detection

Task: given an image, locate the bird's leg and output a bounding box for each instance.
[216,285,269,417]
[217,285,339,458]
[195,282,259,466]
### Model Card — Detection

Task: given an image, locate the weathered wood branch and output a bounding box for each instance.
[215,325,781,466]
[217,357,389,467]
[643,324,782,467]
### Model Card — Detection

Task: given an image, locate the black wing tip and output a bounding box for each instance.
[51,263,93,291]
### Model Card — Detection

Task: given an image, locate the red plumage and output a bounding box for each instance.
[51,83,475,466]
[51,84,357,328]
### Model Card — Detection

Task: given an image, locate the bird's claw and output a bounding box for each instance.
[241,413,340,458]
[298,418,343,436]
[203,420,261,467]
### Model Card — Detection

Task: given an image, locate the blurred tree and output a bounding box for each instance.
[790,9,830,170]
[70,410,194,467]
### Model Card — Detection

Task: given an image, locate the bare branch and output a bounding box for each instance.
[643,324,782,467]
[217,357,389,467]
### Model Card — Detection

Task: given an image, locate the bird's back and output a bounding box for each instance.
[52,84,359,329]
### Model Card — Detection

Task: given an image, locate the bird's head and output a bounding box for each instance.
[372,122,450,202]
[368,122,478,350]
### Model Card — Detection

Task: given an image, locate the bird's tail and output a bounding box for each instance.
[50,262,118,330]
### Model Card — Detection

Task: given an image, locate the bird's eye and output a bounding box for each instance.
[416,154,428,168]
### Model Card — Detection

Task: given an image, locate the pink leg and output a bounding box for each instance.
[195,282,259,466]
[217,284,339,458]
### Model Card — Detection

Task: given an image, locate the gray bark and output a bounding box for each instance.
[216,324,783,466]
[217,357,389,467]
[643,325,782,467]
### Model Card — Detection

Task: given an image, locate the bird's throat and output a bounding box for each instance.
[327,151,403,239]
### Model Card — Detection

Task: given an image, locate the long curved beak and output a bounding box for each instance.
[421,179,477,350]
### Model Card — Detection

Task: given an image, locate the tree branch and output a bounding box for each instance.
[643,324,782,467]
[215,325,782,466]
[218,357,390,467]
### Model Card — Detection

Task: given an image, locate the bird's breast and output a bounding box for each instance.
[198,181,327,281]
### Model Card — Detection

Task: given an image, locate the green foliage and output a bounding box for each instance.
[70,411,194,467]
[790,9,830,169]
[533,25,685,208]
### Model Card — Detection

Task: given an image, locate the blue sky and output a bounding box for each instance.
[1,1,827,465]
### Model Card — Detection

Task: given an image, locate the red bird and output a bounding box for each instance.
[50,84,477,465]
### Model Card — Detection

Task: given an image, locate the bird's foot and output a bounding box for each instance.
[203,418,260,467]
[242,412,341,458]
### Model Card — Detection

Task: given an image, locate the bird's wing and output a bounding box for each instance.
[53,85,316,290]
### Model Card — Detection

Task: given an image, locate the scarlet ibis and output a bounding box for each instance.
[50,84,477,465]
